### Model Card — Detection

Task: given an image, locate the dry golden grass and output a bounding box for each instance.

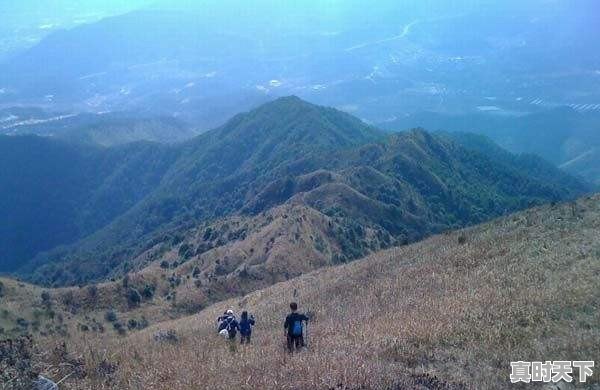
[25,196,600,389]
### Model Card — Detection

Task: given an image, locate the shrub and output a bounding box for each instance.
[203,227,213,241]
[171,235,184,246]
[192,267,201,278]
[160,260,170,269]
[113,322,126,336]
[0,281,4,297]
[87,284,98,302]
[153,329,178,343]
[16,318,29,329]
[122,274,130,289]
[127,319,138,330]
[138,317,149,329]
[41,291,51,305]
[457,235,467,245]
[141,284,155,299]
[61,291,79,313]
[126,289,142,308]
[105,310,118,323]
[178,243,193,260]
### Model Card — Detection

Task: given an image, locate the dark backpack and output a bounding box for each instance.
[218,317,228,332]
[292,320,303,336]
[226,317,237,336]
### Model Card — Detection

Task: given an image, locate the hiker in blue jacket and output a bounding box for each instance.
[238,311,255,344]
[284,302,309,353]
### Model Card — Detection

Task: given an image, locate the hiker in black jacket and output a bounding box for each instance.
[284,302,309,353]
[218,309,239,340]
[239,311,255,344]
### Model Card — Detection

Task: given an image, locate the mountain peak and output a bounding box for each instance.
[253,95,325,115]
[210,97,384,157]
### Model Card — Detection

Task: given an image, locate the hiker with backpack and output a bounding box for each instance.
[217,311,229,333]
[217,309,239,341]
[284,302,309,353]
[238,311,255,344]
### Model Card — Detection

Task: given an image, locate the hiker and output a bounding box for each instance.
[239,311,255,344]
[217,310,229,333]
[218,309,239,340]
[284,302,309,353]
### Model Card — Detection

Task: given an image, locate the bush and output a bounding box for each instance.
[113,322,126,336]
[41,291,51,305]
[127,319,138,330]
[457,235,467,245]
[141,284,155,299]
[126,289,142,307]
[16,318,29,329]
[105,310,118,323]
[138,317,149,329]
[171,235,184,246]
[87,284,98,302]
[153,329,178,343]
[0,281,4,297]
[122,274,130,289]
[192,267,201,278]
[160,260,170,269]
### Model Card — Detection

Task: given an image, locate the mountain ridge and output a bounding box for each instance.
[0,97,589,288]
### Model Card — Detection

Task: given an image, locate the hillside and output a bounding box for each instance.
[0,135,179,271]
[3,97,589,288]
[13,194,598,389]
[380,108,600,185]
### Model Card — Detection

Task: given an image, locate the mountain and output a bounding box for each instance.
[380,108,600,185]
[2,97,587,288]
[0,1,597,128]
[0,135,179,271]
[4,194,598,389]
[1,1,597,183]
[0,108,196,146]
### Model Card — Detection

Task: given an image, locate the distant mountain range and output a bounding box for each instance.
[0,97,588,287]
[0,108,195,146]
[0,1,598,127]
[0,1,597,187]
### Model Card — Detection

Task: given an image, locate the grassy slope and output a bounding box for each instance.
[49,195,600,389]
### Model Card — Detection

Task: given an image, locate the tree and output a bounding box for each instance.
[126,289,142,308]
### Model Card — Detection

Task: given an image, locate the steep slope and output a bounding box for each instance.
[444,131,588,193]
[29,194,600,389]
[0,135,179,271]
